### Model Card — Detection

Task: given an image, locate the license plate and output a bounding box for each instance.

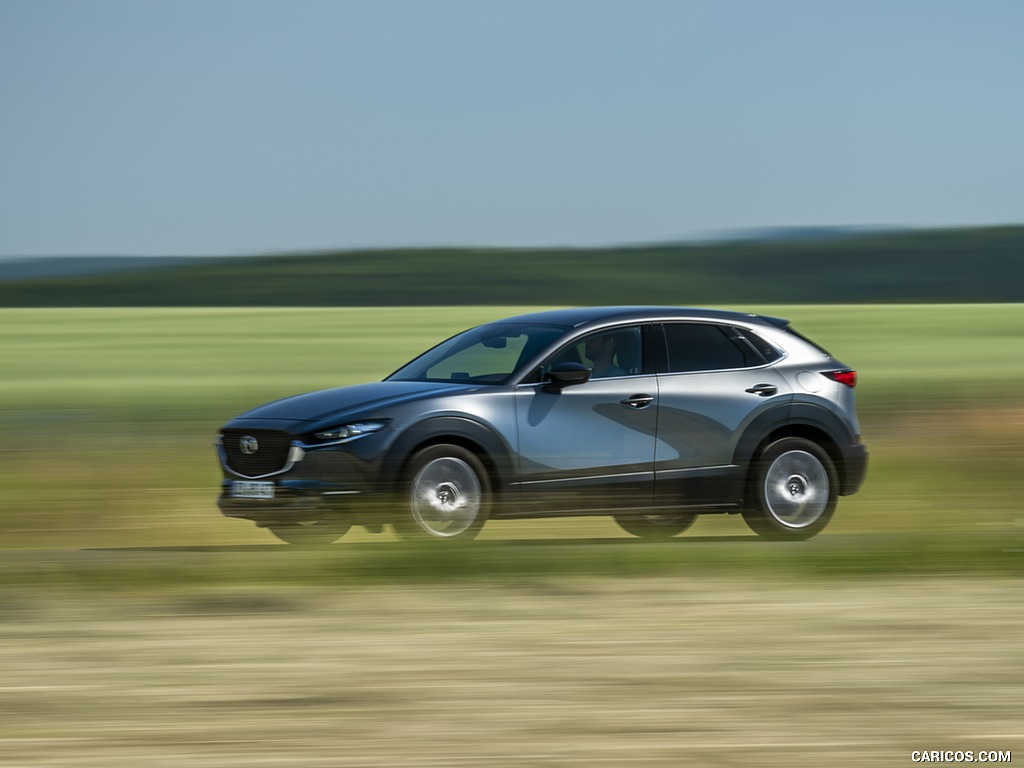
[231,481,275,499]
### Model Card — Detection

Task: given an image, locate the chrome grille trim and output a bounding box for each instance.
[219,429,301,478]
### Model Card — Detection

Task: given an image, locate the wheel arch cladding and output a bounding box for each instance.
[733,403,853,493]
[382,416,512,494]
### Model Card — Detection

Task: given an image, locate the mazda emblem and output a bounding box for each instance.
[239,435,259,455]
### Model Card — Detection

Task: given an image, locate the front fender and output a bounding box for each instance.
[380,416,515,493]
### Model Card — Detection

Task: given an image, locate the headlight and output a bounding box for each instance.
[312,421,386,442]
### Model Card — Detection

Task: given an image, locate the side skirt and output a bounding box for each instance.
[491,502,740,520]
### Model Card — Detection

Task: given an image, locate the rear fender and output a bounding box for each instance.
[733,402,861,496]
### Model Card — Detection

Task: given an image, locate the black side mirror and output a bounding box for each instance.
[544,362,592,390]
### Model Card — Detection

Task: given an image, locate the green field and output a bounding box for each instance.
[2,304,1022,559]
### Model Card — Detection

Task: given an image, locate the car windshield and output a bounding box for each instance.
[387,322,568,385]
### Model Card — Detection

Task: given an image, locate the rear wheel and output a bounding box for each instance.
[742,437,837,540]
[614,512,696,539]
[266,520,351,545]
[393,444,491,541]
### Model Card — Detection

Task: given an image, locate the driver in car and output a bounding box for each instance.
[584,334,626,378]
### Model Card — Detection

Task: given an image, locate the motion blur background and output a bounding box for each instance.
[1,2,1022,766]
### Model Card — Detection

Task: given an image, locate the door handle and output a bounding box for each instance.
[621,394,655,409]
[745,383,777,397]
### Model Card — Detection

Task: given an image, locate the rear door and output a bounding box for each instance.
[653,322,792,505]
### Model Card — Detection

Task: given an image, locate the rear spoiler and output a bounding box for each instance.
[758,315,790,329]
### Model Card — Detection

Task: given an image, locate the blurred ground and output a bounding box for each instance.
[1,577,1019,767]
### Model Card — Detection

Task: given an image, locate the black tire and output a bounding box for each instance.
[613,512,696,539]
[742,437,837,540]
[266,520,351,545]
[392,444,491,542]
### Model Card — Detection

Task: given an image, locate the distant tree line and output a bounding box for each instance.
[1,226,1022,306]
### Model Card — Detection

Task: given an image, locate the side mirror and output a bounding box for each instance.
[544,362,592,390]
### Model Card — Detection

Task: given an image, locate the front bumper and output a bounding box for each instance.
[218,477,368,525]
[216,429,382,524]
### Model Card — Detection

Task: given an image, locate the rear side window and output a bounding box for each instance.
[663,323,760,373]
[783,325,832,356]
[733,327,782,363]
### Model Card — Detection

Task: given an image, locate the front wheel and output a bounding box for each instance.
[614,512,696,539]
[392,444,491,542]
[742,437,837,540]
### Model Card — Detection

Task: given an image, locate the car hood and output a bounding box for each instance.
[232,380,479,424]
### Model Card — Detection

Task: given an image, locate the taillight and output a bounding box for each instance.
[823,370,857,388]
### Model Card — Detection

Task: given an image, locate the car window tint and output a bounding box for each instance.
[734,327,782,363]
[663,323,754,373]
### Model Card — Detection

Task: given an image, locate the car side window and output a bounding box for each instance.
[662,323,760,373]
[548,326,644,379]
[733,327,782,363]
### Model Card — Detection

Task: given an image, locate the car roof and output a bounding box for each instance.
[493,306,789,330]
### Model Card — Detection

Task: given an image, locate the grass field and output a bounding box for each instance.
[1,304,1022,554]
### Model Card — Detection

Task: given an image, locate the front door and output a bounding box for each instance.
[513,326,658,513]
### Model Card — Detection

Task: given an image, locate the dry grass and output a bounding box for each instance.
[1,577,1020,767]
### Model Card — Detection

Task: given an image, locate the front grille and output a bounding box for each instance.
[221,429,293,477]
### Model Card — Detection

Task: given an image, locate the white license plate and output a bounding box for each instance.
[231,481,275,499]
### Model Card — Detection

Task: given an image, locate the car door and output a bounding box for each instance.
[653,322,792,505]
[513,325,658,513]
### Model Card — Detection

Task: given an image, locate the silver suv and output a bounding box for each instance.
[216,307,867,543]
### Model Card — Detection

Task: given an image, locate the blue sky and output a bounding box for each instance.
[1,0,1022,257]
